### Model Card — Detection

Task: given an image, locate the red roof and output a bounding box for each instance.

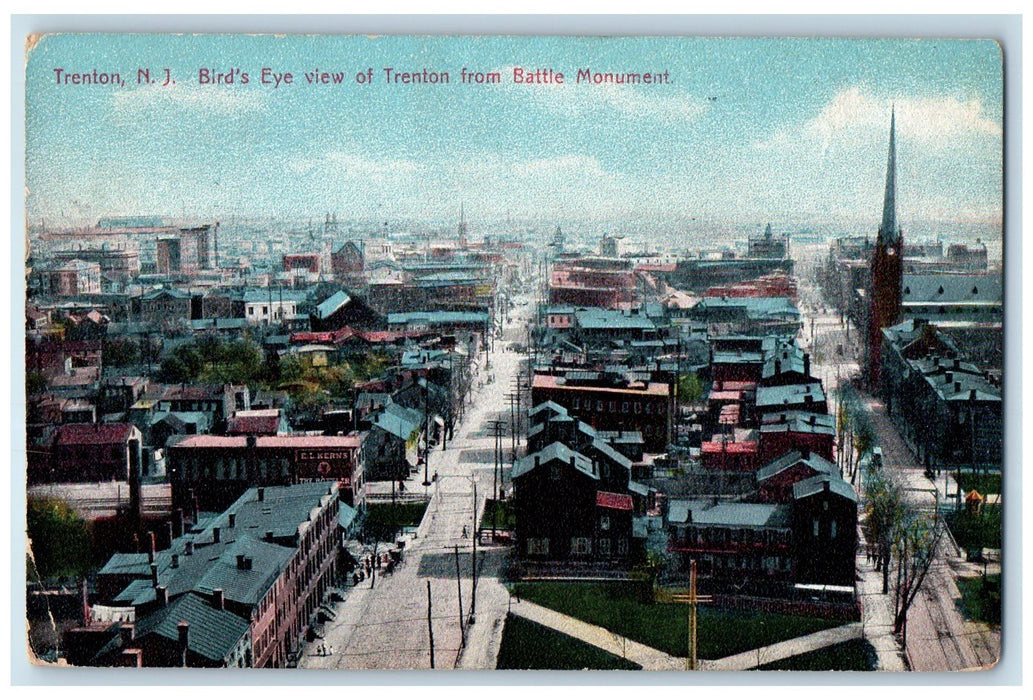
[53,423,135,446]
[226,413,280,435]
[173,434,363,449]
[596,491,634,511]
[701,440,758,454]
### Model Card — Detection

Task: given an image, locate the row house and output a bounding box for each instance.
[73,482,340,668]
[531,373,672,453]
[666,472,857,591]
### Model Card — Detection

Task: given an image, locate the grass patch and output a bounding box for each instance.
[511,581,841,659]
[945,505,1002,552]
[955,472,1002,497]
[496,614,641,670]
[756,638,878,672]
[363,502,428,542]
[480,499,516,531]
[956,575,1001,626]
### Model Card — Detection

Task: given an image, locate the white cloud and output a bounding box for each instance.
[809,87,999,149]
[113,81,265,115]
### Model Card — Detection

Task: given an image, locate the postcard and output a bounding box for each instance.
[22,31,1004,673]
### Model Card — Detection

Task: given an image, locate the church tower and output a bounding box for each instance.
[866,109,904,388]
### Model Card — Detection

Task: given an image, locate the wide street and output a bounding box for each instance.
[301,293,533,670]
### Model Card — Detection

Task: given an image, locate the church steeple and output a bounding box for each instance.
[879,107,899,244]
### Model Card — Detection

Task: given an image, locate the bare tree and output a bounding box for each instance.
[892,515,946,648]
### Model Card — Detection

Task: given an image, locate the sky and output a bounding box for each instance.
[25,34,1003,227]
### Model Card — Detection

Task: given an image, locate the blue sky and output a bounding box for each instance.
[25,34,1003,226]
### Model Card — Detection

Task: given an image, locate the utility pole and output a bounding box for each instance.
[454,545,465,642]
[470,479,478,625]
[426,580,435,669]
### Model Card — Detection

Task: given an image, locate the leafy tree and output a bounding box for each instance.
[677,372,704,404]
[26,371,48,396]
[103,337,140,367]
[892,517,946,647]
[862,462,906,594]
[26,496,94,581]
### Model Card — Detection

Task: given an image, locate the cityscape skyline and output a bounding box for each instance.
[27,35,1002,226]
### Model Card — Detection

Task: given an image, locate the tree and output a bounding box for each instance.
[677,373,704,405]
[26,496,94,581]
[862,462,906,594]
[891,516,946,648]
[103,337,140,367]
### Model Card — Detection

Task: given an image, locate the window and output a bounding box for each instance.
[617,538,628,556]
[600,515,610,531]
[622,402,629,414]
[634,402,642,414]
[527,538,549,555]
[249,307,255,315]
[609,401,616,413]
[573,398,580,409]
[596,400,604,412]
[598,538,611,556]
[813,518,820,538]
[830,520,837,539]
[571,537,592,555]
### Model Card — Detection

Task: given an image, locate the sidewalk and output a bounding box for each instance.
[706,622,862,671]
[507,598,684,671]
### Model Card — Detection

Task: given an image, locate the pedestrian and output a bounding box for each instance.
[462,525,468,538]
[328,645,334,656]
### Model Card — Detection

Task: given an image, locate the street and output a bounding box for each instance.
[301,296,532,670]
[796,262,1001,673]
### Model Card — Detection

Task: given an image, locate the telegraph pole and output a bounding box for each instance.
[454,545,465,642]
[426,580,435,669]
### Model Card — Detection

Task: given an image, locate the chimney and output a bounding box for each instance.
[237,554,247,570]
[569,456,575,470]
[954,381,961,393]
[171,553,180,569]
[804,353,811,378]
[265,531,274,542]
[120,623,135,645]
[119,649,143,667]
[213,589,224,610]
[774,359,782,376]
[177,621,189,666]
[970,389,977,401]
[150,563,158,587]
[804,395,813,404]
[534,456,540,470]
[166,520,174,546]
[823,479,831,494]
[175,508,185,537]
[228,513,236,528]
[184,541,194,556]
[257,487,265,502]
[945,371,953,384]
[954,358,960,370]
[212,527,220,544]
[156,585,168,607]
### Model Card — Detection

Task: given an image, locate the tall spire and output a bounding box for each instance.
[879,107,899,243]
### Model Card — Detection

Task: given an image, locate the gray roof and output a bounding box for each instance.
[315,290,351,320]
[667,500,792,529]
[756,382,826,408]
[513,442,598,480]
[372,401,423,441]
[756,450,837,482]
[133,592,249,662]
[194,537,294,606]
[759,410,836,436]
[792,474,858,503]
[902,274,1001,304]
